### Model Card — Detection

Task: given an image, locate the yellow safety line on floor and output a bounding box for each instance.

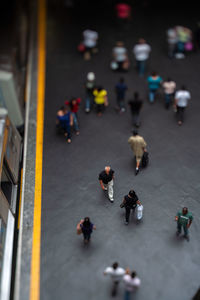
[17,168,23,229]
[29,0,46,299]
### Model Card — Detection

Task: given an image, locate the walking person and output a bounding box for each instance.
[162,78,176,109]
[120,190,141,225]
[174,85,191,125]
[147,71,162,103]
[56,106,73,143]
[123,270,141,300]
[99,166,114,202]
[166,27,178,58]
[111,41,129,72]
[65,97,81,135]
[82,29,99,60]
[103,262,126,297]
[80,217,96,244]
[93,86,108,116]
[175,207,193,241]
[128,130,147,175]
[84,72,96,113]
[115,77,128,113]
[128,92,143,127]
[133,38,151,76]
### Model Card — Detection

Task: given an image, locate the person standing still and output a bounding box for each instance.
[175,207,193,241]
[147,71,162,103]
[133,38,151,76]
[103,262,126,297]
[120,190,141,225]
[115,77,128,113]
[128,130,147,175]
[162,78,176,109]
[99,166,114,202]
[123,271,141,300]
[174,85,191,125]
[128,92,143,127]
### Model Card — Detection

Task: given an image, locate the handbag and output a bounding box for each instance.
[136,204,143,220]
[76,219,84,235]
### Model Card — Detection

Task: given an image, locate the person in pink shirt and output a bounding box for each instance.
[65,97,81,135]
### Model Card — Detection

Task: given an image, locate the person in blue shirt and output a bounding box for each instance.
[115,77,128,113]
[56,106,73,143]
[147,71,162,103]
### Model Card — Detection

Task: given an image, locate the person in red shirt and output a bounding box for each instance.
[65,97,81,135]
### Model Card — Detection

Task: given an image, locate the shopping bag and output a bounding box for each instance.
[136,205,143,220]
[76,219,84,235]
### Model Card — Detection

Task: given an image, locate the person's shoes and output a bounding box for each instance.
[124,221,129,225]
[76,131,80,136]
[67,138,71,144]
[84,52,91,60]
[85,108,90,113]
[176,231,181,236]
[109,198,114,203]
[135,168,139,175]
[184,235,190,242]
[178,121,182,126]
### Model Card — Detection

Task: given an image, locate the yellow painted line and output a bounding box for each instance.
[17,168,23,229]
[29,0,46,299]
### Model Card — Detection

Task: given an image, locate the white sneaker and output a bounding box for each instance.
[109,198,114,202]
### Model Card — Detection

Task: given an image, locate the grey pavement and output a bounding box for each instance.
[41,4,200,300]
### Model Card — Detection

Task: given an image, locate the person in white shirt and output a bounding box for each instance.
[123,271,141,300]
[112,41,129,71]
[82,29,98,60]
[104,262,126,297]
[133,38,151,76]
[174,85,191,125]
[162,78,176,109]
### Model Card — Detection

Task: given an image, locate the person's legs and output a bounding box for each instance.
[135,156,141,175]
[176,223,182,235]
[183,224,189,238]
[111,281,119,297]
[164,93,171,109]
[72,113,79,132]
[138,60,146,76]
[85,94,92,112]
[125,207,131,224]
[108,180,114,201]
[103,183,108,191]
[149,89,156,103]
[64,123,71,143]
[176,106,185,124]
[124,290,131,300]
[133,112,140,127]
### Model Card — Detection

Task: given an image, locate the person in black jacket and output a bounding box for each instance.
[120,190,141,225]
[128,92,143,128]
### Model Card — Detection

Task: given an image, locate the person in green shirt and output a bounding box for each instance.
[175,207,193,241]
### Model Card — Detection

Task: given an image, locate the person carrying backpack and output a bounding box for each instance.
[120,190,141,225]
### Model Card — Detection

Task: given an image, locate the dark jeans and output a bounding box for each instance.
[176,106,185,122]
[83,232,91,241]
[136,60,146,76]
[177,223,188,236]
[125,207,136,222]
[164,93,174,109]
[132,112,140,126]
[96,104,104,113]
[111,281,119,297]
[117,96,125,110]
[60,122,71,139]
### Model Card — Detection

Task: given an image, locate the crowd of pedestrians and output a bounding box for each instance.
[55,5,196,299]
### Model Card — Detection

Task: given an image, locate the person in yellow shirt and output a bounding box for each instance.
[93,86,108,116]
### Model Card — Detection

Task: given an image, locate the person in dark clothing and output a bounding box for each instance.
[99,166,115,202]
[120,190,141,225]
[80,217,96,244]
[115,77,128,113]
[128,92,143,127]
[56,106,73,143]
